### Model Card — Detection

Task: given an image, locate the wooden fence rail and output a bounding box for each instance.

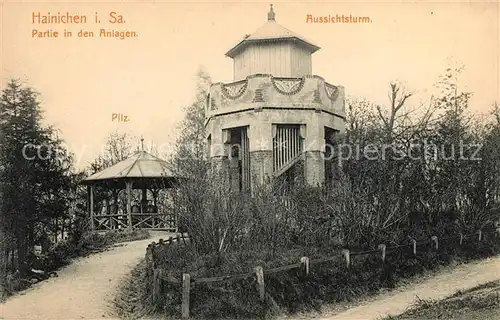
[146,229,500,320]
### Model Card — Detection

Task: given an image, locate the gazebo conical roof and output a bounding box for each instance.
[82,150,178,188]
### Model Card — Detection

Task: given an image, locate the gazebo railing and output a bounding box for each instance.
[131,213,177,230]
[94,214,129,230]
[92,212,177,232]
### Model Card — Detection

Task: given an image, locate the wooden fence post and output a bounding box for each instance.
[146,244,153,264]
[478,230,482,242]
[151,242,157,269]
[341,249,350,268]
[378,244,386,262]
[254,266,265,301]
[300,257,310,276]
[431,236,438,250]
[182,273,191,320]
[411,239,417,255]
[460,233,464,246]
[153,269,161,303]
[167,237,172,245]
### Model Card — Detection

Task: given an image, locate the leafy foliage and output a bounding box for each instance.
[0,79,78,278]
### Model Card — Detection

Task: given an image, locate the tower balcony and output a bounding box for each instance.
[206,74,345,122]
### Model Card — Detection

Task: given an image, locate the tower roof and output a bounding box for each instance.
[225,4,320,58]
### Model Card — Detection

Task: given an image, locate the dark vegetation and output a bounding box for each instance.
[0,79,150,299]
[113,65,500,319]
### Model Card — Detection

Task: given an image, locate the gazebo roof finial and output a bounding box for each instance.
[140,135,144,151]
[268,4,275,21]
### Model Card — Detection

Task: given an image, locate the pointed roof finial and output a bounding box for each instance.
[140,136,144,151]
[268,4,275,21]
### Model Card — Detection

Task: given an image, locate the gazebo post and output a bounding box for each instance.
[88,184,95,231]
[111,189,118,229]
[151,188,158,228]
[141,184,147,213]
[152,189,158,209]
[104,192,109,215]
[126,181,133,230]
[174,188,179,233]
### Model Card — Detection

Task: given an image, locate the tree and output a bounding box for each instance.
[87,130,138,218]
[168,68,218,249]
[376,82,415,141]
[0,104,5,298]
[482,102,500,206]
[169,68,211,177]
[428,65,474,213]
[0,79,75,276]
[89,130,137,174]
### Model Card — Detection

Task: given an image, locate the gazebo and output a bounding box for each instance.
[81,146,180,232]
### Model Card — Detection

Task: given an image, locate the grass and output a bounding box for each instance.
[383,280,500,320]
[114,259,157,320]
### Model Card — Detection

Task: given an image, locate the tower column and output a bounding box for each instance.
[304,113,325,186]
[210,128,230,184]
[248,117,273,190]
[229,152,240,191]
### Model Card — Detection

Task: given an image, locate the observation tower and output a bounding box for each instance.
[205,5,346,192]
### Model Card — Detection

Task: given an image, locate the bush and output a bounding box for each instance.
[2,271,30,298]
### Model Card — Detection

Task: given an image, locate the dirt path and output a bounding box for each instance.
[284,255,500,320]
[0,232,172,320]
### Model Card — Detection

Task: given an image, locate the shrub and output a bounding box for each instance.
[3,271,29,297]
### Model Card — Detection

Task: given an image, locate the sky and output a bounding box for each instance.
[1,0,499,169]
